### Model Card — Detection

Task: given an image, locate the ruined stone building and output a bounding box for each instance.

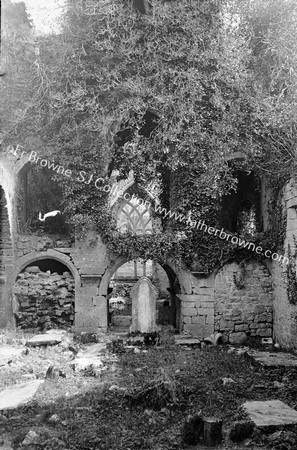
[0,145,297,349]
[1,0,297,349]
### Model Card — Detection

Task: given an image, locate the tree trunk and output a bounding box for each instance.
[203,417,222,447]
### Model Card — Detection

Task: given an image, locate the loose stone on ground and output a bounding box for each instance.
[0,380,44,410]
[174,335,200,347]
[243,400,297,427]
[73,342,107,370]
[26,333,63,347]
[248,350,297,367]
[0,345,24,366]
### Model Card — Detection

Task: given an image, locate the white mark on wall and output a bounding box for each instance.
[0,162,15,236]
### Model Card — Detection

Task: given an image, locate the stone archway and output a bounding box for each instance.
[99,256,183,332]
[14,250,80,284]
[13,250,80,331]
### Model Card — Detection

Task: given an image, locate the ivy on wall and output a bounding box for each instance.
[2,0,296,274]
[286,241,297,305]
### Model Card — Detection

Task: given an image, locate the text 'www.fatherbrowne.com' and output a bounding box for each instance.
[153,203,289,265]
[11,147,288,266]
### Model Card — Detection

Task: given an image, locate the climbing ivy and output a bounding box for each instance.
[286,241,297,305]
[2,0,297,272]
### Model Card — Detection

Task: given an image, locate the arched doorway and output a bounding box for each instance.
[13,257,76,331]
[106,258,181,332]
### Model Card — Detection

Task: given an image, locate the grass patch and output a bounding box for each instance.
[2,329,297,449]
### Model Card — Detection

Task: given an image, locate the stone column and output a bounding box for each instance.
[75,275,107,333]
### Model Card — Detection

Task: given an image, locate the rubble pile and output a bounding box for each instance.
[13,266,74,330]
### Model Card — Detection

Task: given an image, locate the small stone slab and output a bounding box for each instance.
[73,343,106,370]
[26,334,62,347]
[0,346,24,366]
[248,351,297,367]
[0,380,44,410]
[243,400,297,427]
[175,335,200,346]
[45,329,67,336]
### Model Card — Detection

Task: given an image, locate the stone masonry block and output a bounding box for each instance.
[183,317,192,324]
[219,319,235,331]
[257,328,272,337]
[191,315,205,324]
[243,313,254,322]
[183,324,214,340]
[181,301,196,308]
[255,313,267,323]
[199,293,213,300]
[258,294,273,304]
[254,305,265,314]
[197,308,212,316]
[178,295,204,303]
[206,314,214,325]
[229,332,247,344]
[257,323,268,329]
[235,323,248,331]
[201,301,214,308]
[182,307,197,316]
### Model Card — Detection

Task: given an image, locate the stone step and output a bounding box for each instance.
[174,335,201,347]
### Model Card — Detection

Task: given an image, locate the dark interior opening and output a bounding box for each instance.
[108,109,159,176]
[220,171,262,235]
[17,165,69,234]
[24,259,71,275]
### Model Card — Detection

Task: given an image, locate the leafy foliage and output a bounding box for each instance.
[2,0,297,270]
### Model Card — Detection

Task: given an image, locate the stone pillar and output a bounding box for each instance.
[75,275,107,333]
[130,276,158,333]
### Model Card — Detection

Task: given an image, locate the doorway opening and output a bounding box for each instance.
[107,259,180,332]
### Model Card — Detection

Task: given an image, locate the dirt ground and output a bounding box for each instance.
[1,329,297,450]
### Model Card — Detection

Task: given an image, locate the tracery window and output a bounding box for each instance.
[117,197,153,235]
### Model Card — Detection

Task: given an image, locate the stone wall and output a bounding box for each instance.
[214,261,273,344]
[272,178,297,349]
[15,235,73,257]
[0,186,14,327]
[13,266,74,330]
[178,274,215,340]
